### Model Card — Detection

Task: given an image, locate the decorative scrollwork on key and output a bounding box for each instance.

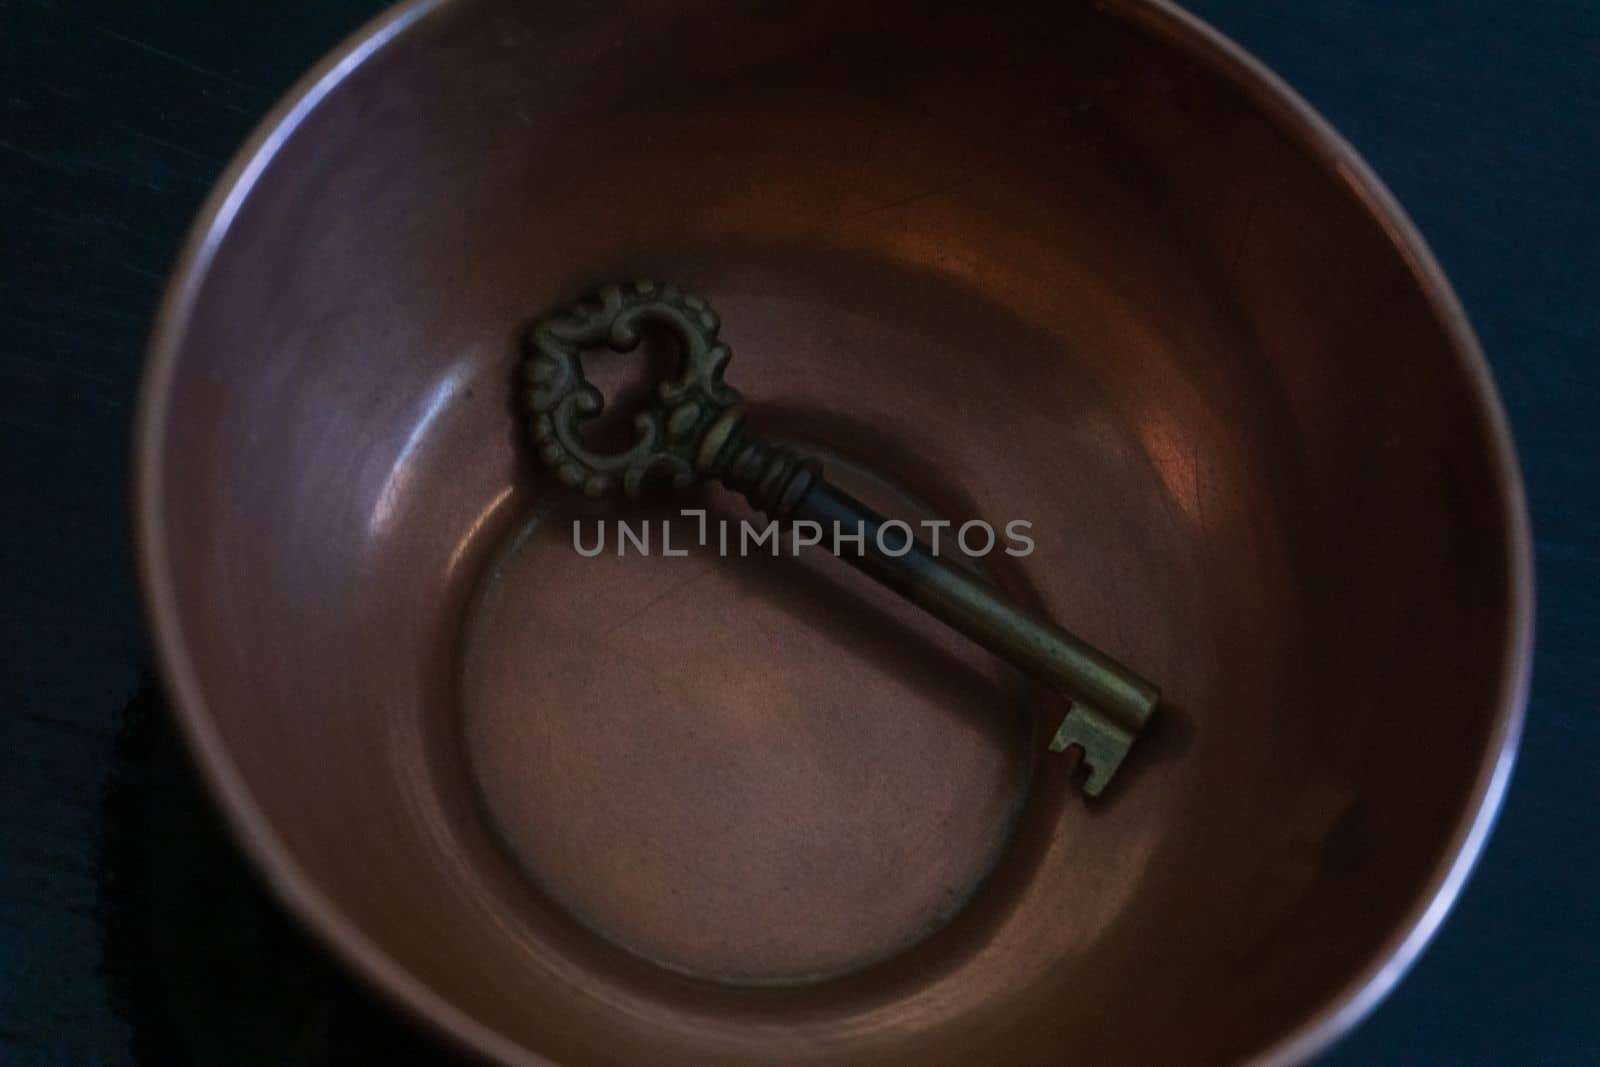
[521,280,742,498]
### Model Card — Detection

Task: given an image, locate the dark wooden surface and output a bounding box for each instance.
[0,0,1594,1062]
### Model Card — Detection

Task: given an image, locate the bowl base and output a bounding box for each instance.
[457,451,1034,986]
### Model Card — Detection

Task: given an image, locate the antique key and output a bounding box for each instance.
[521,282,1160,795]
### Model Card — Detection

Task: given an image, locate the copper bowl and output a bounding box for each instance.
[134,0,1531,1063]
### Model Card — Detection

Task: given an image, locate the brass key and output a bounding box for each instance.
[521,282,1160,795]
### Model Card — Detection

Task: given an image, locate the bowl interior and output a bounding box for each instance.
[142,0,1523,1063]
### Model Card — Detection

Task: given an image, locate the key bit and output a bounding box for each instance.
[520,281,1160,796]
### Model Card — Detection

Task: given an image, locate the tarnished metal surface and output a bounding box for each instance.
[522,282,1160,795]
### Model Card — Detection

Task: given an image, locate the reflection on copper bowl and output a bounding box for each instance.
[135,0,1531,1063]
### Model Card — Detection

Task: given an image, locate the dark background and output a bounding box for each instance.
[1,0,1595,1063]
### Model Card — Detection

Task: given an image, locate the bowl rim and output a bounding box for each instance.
[132,1,1534,1063]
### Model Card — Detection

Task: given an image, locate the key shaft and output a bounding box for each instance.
[708,422,1158,795]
